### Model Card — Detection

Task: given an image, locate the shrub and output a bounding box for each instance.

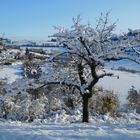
[102,91,120,115]
[62,86,82,109]
[0,81,6,96]
[89,87,120,116]
[127,87,140,113]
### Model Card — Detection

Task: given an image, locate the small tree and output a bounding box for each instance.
[43,12,139,122]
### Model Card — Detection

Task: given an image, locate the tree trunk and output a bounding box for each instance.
[82,96,89,122]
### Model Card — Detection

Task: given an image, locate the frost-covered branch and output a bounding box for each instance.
[132,47,140,56]
[98,72,113,79]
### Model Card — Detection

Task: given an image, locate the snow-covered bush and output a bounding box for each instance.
[28,95,48,121]
[62,86,82,110]
[127,87,140,113]
[43,85,82,114]
[0,77,81,121]
[0,92,48,121]
[102,91,120,115]
[0,96,20,119]
[0,78,47,120]
[89,87,120,116]
[0,81,6,96]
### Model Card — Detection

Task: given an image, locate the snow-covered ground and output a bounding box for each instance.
[98,69,140,104]
[0,118,139,140]
[0,62,23,83]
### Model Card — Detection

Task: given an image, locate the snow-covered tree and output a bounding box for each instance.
[44,12,140,122]
[128,29,140,59]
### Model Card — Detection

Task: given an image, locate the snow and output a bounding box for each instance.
[0,62,23,83]
[0,119,139,140]
[98,69,140,104]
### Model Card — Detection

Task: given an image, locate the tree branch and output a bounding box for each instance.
[50,51,91,65]
[132,47,140,56]
[104,56,140,64]
[98,72,113,79]
[35,81,82,95]
[79,37,91,56]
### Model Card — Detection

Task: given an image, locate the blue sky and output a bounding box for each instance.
[0,0,140,40]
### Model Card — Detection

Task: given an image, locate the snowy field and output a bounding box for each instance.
[0,62,140,104]
[0,120,139,140]
[98,69,140,103]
